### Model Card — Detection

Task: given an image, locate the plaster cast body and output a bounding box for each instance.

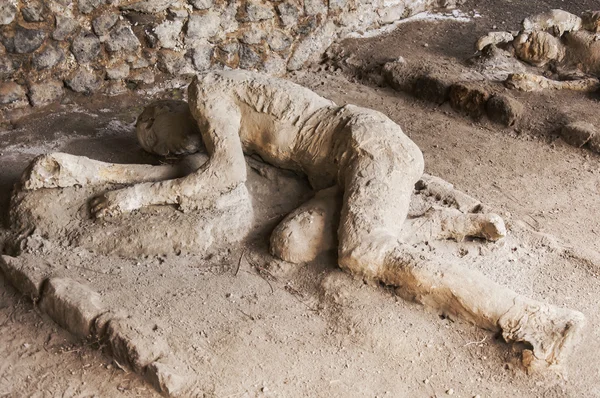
[475,9,600,91]
[20,70,584,371]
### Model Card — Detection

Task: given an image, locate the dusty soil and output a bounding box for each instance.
[2,1,600,397]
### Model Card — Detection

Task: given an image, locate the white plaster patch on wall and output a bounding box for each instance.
[343,9,479,39]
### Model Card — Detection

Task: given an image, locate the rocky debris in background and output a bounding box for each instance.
[79,0,104,14]
[28,80,65,106]
[65,67,103,94]
[239,44,261,69]
[154,19,183,49]
[191,44,213,71]
[127,68,155,84]
[105,80,128,95]
[14,27,47,54]
[0,0,17,25]
[71,32,102,63]
[189,0,213,10]
[39,277,105,338]
[214,41,239,67]
[242,0,275,22]
[157,49,194,75]
[130,56,152,69]
[449,83,490,119]
[561,121,597,148]
[93,13,120,37]
[106,63,130,80]
[241,28,265,45]
[277,2,300,28]
[582,10,600,32]
[168,8,188,20]
[413,74,452,105]
[0,81,27,108]
[304,0,327,16]
[106,22,141,52]
[121,0,178,13]
[475,31,514,52]
[287,21,336,71]
[32,44,65,70]
[267,30,291,52]
[53,16,79,41]
[0,0,460,106]
[22,0,46,22]
[0,57,16,78]
[186,12,221,42]
[486,94,524,127]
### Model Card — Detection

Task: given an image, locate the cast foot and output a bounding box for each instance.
[21,154,63,190]
[498,297,586,372]
[90,187,141,218]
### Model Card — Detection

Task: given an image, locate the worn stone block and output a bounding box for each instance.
[145,357,195,397]
[449,82,490,119]
[561,121,597,148]
[106,317,170,373]
[39,278,105,338]
[0,255,53,300]
[486,94,524,127]
[412,74,452,105]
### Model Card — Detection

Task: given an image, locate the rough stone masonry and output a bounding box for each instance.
[0,0,463,110]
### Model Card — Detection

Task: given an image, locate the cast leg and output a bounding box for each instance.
[335,112,584,370]
[91,84,247,218]
[270,186,341,263]
[20,152,195,190]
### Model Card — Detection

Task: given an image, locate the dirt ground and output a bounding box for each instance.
[2,0,600,397]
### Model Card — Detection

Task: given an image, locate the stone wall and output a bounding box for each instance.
[0,0,461,109]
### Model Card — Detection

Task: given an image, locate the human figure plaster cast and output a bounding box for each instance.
[19,70,585,371]
[475,9,600,91]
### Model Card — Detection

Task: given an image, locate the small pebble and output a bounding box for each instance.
[446,389,454,395]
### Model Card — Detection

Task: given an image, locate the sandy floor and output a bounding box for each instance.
[2,1,600,397]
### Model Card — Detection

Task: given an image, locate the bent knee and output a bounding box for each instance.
[338,233,398,279]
